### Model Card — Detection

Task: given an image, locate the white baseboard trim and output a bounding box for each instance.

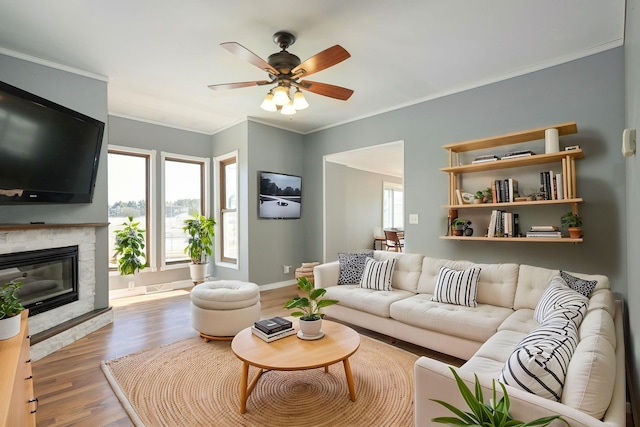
[259,280,296,291]
[110,279,194,300]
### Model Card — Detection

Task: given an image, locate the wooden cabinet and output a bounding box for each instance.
[441,122,584,242]
[0,310,36,427]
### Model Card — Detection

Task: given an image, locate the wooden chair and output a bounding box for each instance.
[384,230,404,252]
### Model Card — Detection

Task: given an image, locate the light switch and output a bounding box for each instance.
[409,214,419,224]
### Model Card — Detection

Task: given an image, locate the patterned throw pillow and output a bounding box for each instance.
[431,266,481,307]
[337,251,374,284]
[359,257,397,291]
[500,320,578,401]
[533,276,589,327]
[560,270,597,298]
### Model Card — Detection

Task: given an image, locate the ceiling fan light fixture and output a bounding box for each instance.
[293,89,309,110]
[281,101,296,115]
[260,91,277,111]
[272,85,290,106]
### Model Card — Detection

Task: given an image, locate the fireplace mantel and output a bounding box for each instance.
[0,223,108,231]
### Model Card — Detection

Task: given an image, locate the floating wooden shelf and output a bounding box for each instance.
[441,149,583,173]
[443,198,584,209]
[440,236,583,243]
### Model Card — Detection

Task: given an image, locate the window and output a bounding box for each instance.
[383,182,404,229]
[218,155,237,264]
[162,153,209,265]
[107,147,154,270]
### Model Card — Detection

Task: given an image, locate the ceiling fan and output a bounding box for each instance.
[208,31,354,114]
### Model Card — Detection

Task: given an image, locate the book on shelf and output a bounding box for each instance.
[455,189,464,205]
[251,326,296,342]
[472,155,500,164]
[501,150,535,159]
[254,316,293,335]
[487,210,520,238]
[556,173,564,200]
[525,230,562,238]
[530,225,559,231]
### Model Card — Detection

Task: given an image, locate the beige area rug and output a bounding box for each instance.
[101,335,418,427]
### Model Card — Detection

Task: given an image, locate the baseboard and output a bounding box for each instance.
[259,280,296,291]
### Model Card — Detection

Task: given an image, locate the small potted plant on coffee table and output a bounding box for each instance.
[284,277,339,339]
[560,211,583,239]
[0,281,24,340]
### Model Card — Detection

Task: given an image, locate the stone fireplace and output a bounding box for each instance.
[0,225,113,361]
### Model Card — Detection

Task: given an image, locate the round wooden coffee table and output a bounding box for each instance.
[231,318,360,413]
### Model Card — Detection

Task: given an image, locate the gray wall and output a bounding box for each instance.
[305,49,626,290]
[0,53,110,309]
[107,115,212,288]
[625,0,640,414]
[247,121,305,284]
[325,162,402,259]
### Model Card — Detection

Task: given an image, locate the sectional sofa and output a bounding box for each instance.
[313,250,625,427]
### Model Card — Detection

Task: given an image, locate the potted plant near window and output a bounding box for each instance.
[560,211,583,239]
[0,281,24,340]
[183,213,216,284]
[284,276,339,339]
[113,216,147,288]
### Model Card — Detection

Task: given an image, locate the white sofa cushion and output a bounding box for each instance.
[579,309,616,349]
[373,251,423,292]
[500,320,578,402]
[360,257,396,291]
[533,277,589,327]
[498,309,538,334]
[513,264,559,310]
[587,289,616,318]
[432,266,481,307]
[389,293,512,342]
[418,257,518,308]
[323,285,413,318]
[561,335,616,419]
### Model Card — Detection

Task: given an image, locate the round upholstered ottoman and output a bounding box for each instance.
[191,280,261,341]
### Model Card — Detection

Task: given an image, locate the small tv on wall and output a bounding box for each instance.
[258,171,302,219]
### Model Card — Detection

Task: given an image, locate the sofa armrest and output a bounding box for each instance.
[314,261,340,289]
[414,357,611,427]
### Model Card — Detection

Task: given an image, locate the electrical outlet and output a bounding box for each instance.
[284,265,291,274]
[409,214,419,224]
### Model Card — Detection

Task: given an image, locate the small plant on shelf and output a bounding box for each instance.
[431,367,568,427]
[451,219,472,236]
[0,282,24,320]
[560,211,583,239]
[474,187,492,203]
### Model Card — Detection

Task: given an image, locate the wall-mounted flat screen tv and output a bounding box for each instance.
[258,171,302,219]
[0,80,105,204]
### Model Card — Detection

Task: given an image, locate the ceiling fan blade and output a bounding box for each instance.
[297,80,354,100]
[220,42,279,75]
[292,45,350,78]
[208,81,271,91]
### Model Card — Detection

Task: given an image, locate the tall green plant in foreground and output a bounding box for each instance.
[113,216,147,276]
[183,214,216,264]
[431,367,568,427]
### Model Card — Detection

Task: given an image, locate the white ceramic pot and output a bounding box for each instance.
[0,314,21,340]
[299,318,322,337]
[189,262,209,284]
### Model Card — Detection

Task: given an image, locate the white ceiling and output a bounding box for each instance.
[0,1,625,136]
[326,142,404,178]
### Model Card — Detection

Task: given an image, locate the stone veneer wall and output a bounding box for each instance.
[0,226,113,361]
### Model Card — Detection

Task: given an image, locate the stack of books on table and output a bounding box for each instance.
[251,317,295,342]
[525,225,562,238]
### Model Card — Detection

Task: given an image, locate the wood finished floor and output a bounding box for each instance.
[31,285,633,427]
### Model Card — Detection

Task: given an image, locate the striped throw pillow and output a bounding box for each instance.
[359,257,396,291]
[500,320,578,401]
[431,266,481,307]
[534,276,589,327]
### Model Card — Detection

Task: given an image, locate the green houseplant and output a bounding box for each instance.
[560,211,582,239]
[183,213,216,283]
[451,219,472,236]
[284,276,339,337]
[0,281,24,340]
[113,216,147,276]
[431,367,567,427]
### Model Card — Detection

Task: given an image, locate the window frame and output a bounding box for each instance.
[383,181,404,230]
[107,145,156,272]
[160,151,210,269]
[214,151,239,268]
